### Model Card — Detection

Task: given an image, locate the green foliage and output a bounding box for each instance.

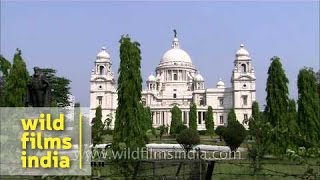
[175,124,188,135]
[170,105,182,135]
[39,68,71,107]
[297,68,320,144]
[113,35,146,150]
[205,106,214,135]
[0,55,11,77]
[215,125,227,141]
[92,106,105,146]
[286,99,299,147]
[265,56,289,127]
[143,106,153,132]
[0,55,11,107]
[223,115,246,153]
[159,125,168,140]
[227,108,237,125]
[176,128,200,154]
[189,103,197,131]
[265,56,292,155]
[4,49,29,107]
[248,101,272,172]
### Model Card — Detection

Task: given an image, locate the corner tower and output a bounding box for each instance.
[231,44,256,125]
[90,47,116,123]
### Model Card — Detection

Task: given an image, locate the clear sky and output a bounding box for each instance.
[1,1,319,107]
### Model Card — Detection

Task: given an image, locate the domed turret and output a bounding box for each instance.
[194,73,204,82]
[96,47,110,61]
[216,79,225,88]
[147,74,156,82]
[235,44,251,60]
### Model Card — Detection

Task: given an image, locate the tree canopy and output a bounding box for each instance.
[91,106,105,146]
[265,56,289,128]
[113,35,146,150]
[189,103,197,131]
[4,49,29,107]
[297,68,320,144]
[170,105,182,135]
[39,68,71,107]
[205,106,214,135]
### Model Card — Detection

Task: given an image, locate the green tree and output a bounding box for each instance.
[143,106,153,131]
[265,56,290,126]
[223,108,246,156]
[113,35,146,150]
[248,101,272,172]
[170,105,182,135]
[39,68,71,107]
[0,55,11,106]
[4,49,29,107]
[287,99,299,146]
[215,125,226,141]
[176,128,200,155]
[0,55,11,77]
[227,108,237,125]
[205,106,214,135]
[189,103,197,131]
[223,120,246,156]
[175,124,188,135]
[264,56,290,154]
[92,106,105,146]
[297,68,320,144]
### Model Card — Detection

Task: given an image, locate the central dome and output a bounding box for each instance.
[161,48,192,63]
[160,37,192,64]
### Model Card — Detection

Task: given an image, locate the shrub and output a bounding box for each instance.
[215,126,226,141]
[223,121,246,155]
[176,128,200,155]
[175,124,188,135]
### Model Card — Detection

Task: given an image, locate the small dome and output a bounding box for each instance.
[147,74,156,82]
[96,47,110,60]
[194,73,204,81]
[216,79,225,88]
[236,44,250,57]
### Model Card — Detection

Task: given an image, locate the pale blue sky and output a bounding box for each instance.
[1,1,319,107]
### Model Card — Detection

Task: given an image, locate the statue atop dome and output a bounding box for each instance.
[173,29,177,38]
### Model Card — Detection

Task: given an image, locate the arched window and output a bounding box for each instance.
[99,66,105,75]
[241,64,247,73]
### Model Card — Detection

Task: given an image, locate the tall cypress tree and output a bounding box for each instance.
[4,49,29,107]
[92,106,104,146]
[189,103,197,131]
[113,35,145,150]
[227,108,237,125]
[143,106,153,131]
[287,99,299,146]
[205,106,214,135]
[265,56,289,128]
[170,105,182,135]
[297,68,320,144]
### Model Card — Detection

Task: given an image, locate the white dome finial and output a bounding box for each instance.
[96,46,110,60]
[236,43,250,57]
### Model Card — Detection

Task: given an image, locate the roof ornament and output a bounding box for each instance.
[173,29,177,38]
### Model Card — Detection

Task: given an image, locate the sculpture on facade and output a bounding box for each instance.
[173,29,177,38]
[26,67,51,107]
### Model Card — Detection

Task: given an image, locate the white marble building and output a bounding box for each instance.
[90,33,256,130]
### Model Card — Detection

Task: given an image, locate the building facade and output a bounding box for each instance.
[90,33,256,130]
